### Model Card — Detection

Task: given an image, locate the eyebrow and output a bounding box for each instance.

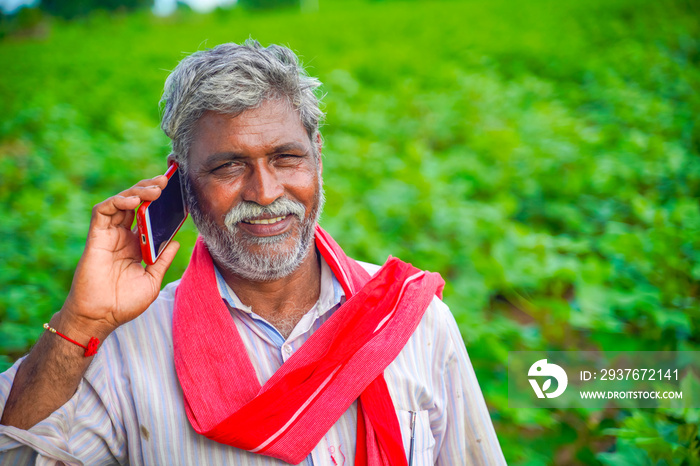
[202,142,311,168]
[270,142,309,154]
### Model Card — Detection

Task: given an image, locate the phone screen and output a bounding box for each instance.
[145,166,187,259]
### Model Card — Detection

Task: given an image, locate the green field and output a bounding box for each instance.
[1,0,699,463]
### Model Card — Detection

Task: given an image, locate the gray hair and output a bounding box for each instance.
[160,39,324,172]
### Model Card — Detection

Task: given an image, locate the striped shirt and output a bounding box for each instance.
[0,256,506,465]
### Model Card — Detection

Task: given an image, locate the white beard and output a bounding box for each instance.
[185,173,325,282]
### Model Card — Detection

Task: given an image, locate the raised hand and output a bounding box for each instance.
[59,175,181,342]
[1,174,183,430]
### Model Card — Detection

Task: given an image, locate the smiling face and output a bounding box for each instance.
[185,99,324,282]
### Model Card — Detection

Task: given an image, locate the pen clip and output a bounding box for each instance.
[408,411,417,466]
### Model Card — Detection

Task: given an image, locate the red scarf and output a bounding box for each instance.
[173,226,444,465]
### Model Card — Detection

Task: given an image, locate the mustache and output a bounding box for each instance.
[223,197,307,228]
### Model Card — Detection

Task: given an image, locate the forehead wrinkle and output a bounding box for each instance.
[190,100,313,169]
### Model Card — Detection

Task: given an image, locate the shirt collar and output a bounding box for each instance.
[214,250,346,318]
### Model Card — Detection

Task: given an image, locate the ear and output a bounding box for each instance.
[167,153,177,167]
[315,133,323,175]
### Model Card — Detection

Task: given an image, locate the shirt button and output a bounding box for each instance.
[284,345,292,355]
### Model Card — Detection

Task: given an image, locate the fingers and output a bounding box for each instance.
[91,176,169,231]
[145,241,180,285]
[125,175,168,191]
[92,196,141,230]
[117,175,168,199]
[120,208,136,230]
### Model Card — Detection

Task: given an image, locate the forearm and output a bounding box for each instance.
[0,311,103,430]
[2,177,177,431]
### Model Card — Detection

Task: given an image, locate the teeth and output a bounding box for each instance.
[245,216,286,225]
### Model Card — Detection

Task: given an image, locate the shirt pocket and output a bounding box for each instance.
[396,409,435,465]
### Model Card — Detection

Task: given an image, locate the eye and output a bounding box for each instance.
[211,161,242,173]
[275,154,303,165]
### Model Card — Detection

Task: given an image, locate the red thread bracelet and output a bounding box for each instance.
[43,323,100,357]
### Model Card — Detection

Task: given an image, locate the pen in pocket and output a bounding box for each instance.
[408,411,417,466]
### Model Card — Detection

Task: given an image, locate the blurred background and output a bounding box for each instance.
[0,0,698,464]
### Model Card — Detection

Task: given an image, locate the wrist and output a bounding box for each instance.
[52,307,115,345]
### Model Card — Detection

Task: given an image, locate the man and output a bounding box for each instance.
[0,40,505,465]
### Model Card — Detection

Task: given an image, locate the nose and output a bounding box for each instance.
[241,159,284,206]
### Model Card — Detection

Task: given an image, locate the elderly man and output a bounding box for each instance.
[0,41,505,465]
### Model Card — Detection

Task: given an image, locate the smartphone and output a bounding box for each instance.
[136,163,188,265]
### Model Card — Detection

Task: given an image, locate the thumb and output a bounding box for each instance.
[145,241,181,285]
